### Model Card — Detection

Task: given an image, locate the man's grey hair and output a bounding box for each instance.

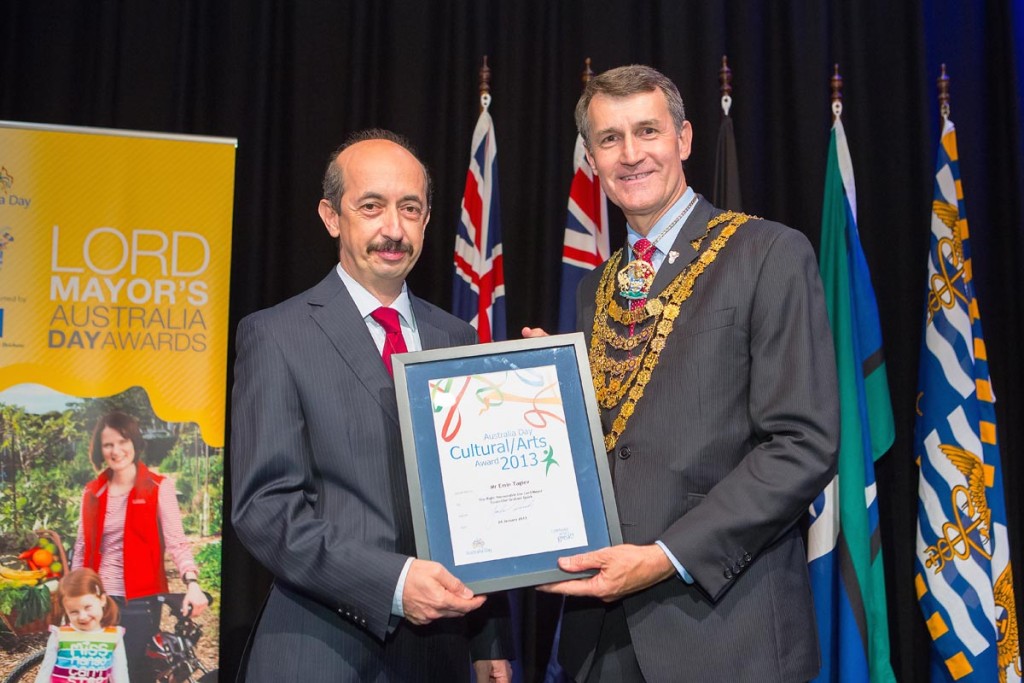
[574,65,686,148]
[322,128,433,212]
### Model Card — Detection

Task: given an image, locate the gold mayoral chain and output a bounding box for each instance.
[591,210,753,452]
[616,193,699,301]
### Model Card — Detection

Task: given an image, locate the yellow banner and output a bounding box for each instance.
[0,122,236,446]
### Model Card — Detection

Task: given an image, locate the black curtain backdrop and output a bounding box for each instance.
[3,1,1022,680]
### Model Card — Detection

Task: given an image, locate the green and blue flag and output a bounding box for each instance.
[809,115,896,683]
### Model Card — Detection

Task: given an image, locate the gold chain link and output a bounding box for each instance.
[589,211,754,452]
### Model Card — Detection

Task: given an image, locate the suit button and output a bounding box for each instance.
[724,568,733,580]
[618,447,632,460]
[744,552,752,563]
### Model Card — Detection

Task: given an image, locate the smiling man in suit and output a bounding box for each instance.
[231,129,512,682]
[527,65,840,682]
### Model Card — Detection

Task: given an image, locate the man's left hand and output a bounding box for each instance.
[535,544,675,601]
[473,659,513,682]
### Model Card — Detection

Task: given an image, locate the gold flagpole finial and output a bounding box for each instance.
[582,58,594,88]
[937,63,951,120]
[479,56,492,112]
[719,55,733,116]
[830,64,843,121]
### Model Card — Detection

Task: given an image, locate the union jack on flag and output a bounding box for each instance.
[452,106,505,342]
[914,114,1020,683]
[557,134,609,332]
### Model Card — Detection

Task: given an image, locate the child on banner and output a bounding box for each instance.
[35,568,129,683]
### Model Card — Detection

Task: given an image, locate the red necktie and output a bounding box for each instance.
[370,307,408,376]
[630,238,655,336]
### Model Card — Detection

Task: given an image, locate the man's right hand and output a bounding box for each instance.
[402,559,486,625]
[521,327,549,338]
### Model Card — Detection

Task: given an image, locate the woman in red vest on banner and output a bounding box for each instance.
[71,410,208,679]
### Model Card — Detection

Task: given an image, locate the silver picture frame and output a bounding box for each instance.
[393,332,622,593]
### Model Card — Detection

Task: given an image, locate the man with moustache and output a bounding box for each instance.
[527,65,839,682]
[232,129,512,681]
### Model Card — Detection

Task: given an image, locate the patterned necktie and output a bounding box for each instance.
[630,238,656,337]
[370,307,408,376]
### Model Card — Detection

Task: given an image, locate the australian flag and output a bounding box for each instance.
[557,134,608,332]
[452,107,505,342]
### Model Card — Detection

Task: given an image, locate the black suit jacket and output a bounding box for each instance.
[560,199,839,683]
[231,270,510,681]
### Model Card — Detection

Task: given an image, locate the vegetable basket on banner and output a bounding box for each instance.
[0,529,67,636]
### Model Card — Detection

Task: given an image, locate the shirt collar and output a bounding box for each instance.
[626,187,698,258]
[334,263,415,329]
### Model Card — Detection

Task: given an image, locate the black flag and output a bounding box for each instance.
[712,114,742,211]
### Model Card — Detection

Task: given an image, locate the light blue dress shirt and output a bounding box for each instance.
[625,186,697,270]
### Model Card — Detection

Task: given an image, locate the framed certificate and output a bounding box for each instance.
[393,332,622,593]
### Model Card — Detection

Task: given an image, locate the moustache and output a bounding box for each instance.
[368,238,413,255]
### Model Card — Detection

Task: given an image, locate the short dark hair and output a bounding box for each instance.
[322,128,433,212]
[89,411,145,471]
[575,65,686,148]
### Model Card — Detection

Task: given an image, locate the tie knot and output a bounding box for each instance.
[370,306,402,335]
[633,238,655,263]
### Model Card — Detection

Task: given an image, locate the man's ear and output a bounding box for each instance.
[318,199,341,238]
[678,120,693,162]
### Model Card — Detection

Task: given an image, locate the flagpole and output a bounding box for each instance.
[548,62,603,679]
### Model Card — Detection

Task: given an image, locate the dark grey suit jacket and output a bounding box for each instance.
[231,270,510,681]
[560,199,839,683]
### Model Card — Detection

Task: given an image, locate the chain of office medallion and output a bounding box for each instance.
[590,211,753,452]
